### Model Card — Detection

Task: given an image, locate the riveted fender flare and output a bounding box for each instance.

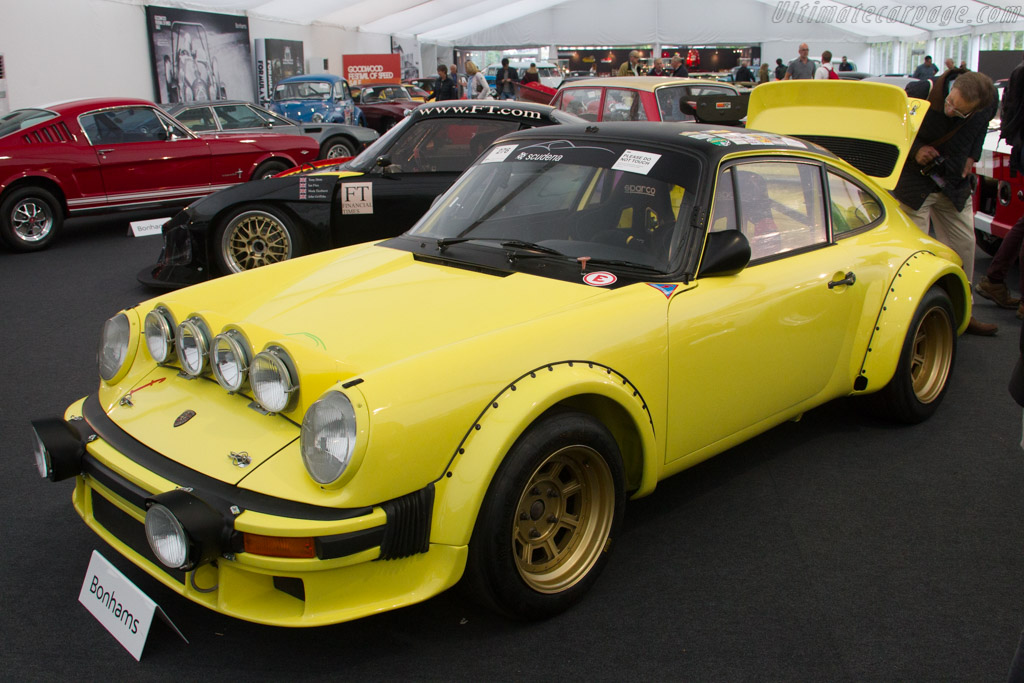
[429,360,658,547]
[855,251,970,393]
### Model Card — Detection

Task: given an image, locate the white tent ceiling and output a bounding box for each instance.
[159,0,1024,44]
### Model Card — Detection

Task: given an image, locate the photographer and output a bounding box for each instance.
[893,70,999,335]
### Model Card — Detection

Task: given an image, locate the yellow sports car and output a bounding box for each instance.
[32,82,969,627]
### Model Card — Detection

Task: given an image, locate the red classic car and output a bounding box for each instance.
[0,97,319,252]
[354,85,421,134]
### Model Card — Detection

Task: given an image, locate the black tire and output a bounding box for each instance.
[213,205,303,274]
[251,159,291,180]
[975,228,1002,257]
[0,186,64,252]
[464,410,625,620]
[874,286,957,423]
[319,137,356,159]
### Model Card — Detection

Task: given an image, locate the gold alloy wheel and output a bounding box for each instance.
[909,306,954,403]
[512,444,615,594]
[222,210,292,273]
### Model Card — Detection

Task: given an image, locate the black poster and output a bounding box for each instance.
[145,5,255,104]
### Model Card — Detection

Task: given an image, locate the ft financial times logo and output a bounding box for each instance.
[772,1,1022,26]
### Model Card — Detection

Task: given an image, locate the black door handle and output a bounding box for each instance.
[828,271,856,289]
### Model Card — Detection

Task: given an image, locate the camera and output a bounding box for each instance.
[920,155,947,188]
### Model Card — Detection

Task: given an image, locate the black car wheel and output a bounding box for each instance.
[320,137,356,159]
[873,285,956,423]
[464,410,624,619]
[0,186,64,252]
[214,205,303,274]
[251,159,291,180]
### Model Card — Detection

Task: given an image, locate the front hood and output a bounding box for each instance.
[275,100,328,119]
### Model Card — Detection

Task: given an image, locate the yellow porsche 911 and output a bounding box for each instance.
[32,82,969,626]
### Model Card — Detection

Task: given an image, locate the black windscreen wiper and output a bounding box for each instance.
[435,236,566,257]
[580,258,665,276]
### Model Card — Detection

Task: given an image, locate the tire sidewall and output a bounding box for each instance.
[320,137,355,159]
[0,186,63,252]
[251,160,290,180]
[466,409,625,619]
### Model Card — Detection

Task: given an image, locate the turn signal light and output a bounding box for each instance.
[243,533,316,558]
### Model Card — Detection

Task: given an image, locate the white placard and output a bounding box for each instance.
[129,217,171,237]
[611,150,661,176]
[341,182,374,215]
[481,144,518,163]
[78,550,171,660]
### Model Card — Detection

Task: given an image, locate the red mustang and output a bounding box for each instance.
[0,97,319,252]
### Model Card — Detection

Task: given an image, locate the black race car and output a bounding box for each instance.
[140,101,581,288]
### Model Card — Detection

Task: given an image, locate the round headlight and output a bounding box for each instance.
[145,504,189,569]
[301,392,357,485]
[98,313,132,382]
[251,346,297,413]
[144,307,176,363]
[212,330,251,392]
[175,317,212,377]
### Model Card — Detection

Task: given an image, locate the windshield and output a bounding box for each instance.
[408,139,701,273]
[362,86,414,101]
[275,81,333,101]
[0,109,58,139]
[339,113,416,172]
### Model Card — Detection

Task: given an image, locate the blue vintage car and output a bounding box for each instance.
[266,74,362,126]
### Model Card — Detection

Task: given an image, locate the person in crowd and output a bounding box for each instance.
[913,55,939,80]
[648,58,666,76]
[450,63,465,98]
[815,50,837,79]
[618,50,641,77]
[758,62,770,83]
[495,57,518,100]
[521,63,540,84]
[892,70,999,335]
[838,56,854,72]
[944,57,956,71]
[465,61,490,100]
[671,54,689,78]
[976,56,1024,316]
[774,57,787,80]
[427,64,458,101]
[960,61,969,70]
[734,59,754,82]
[784,43,815,79]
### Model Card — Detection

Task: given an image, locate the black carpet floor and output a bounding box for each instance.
[3,216,1024,680]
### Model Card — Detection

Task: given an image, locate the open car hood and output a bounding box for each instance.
[746,81,929,190]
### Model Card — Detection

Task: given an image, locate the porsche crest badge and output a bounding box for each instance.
[173,410,196,427]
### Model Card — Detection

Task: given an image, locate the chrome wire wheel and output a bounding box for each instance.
[11,197,54,243]
[512,444,616,594]
[221,210,292,273]
[909,305,954,404]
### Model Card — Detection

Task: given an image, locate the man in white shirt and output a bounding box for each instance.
[814,50,835,79]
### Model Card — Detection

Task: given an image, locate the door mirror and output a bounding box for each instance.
[698,229,750,277]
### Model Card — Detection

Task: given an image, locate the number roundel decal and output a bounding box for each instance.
[583,271,617,287]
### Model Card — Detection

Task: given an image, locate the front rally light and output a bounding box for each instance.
[301,391,357,485]
[251,346,297,413]
[145,504,190,569]
[30,418,85,482]
[175,317,212,377]
[212,329,251,392]
[144,306,176,363]
[98,313,132,382]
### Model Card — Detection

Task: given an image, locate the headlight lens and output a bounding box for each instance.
[144,307,176,363]
[212,330,251,392]
[175,317,212,377]
[145,504,189,569]
[98,313,131,382]
[301,392,357,485]
[251,346,297,413]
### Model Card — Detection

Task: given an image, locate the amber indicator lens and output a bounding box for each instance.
[243,533,316,558]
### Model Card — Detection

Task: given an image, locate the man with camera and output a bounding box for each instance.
[893,70,999,335]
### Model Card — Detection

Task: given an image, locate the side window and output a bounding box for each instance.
[602,89,647,121]
[213,105,265,130]
[79,107,167,145]
[827,172,883,235]
[708,167,737,232]
[733,162,827,260]
[383,119,520,173]
[175,107,217,131]
[558,88,603,121]
[655,86,693,122]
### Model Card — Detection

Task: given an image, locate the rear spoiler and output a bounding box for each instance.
[746,81,929,190]
[688,93,749,127]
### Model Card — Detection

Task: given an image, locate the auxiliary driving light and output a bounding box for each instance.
[145,489,234,571]
[30,418,85,482]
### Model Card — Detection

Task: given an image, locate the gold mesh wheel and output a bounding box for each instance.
[909,306,954,404]
[221,210,293,273]
[512,444,616,594]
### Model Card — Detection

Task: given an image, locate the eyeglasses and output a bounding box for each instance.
[945,95,972,119]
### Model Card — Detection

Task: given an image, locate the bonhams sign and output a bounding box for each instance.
[343,54,401,87]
